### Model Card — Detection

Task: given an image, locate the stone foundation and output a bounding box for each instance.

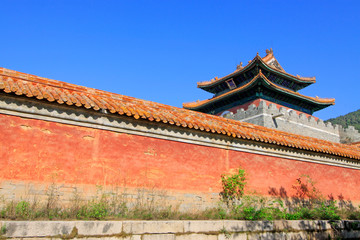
[0,180,219,212]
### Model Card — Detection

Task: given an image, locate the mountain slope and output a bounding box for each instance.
[326,109,360,131]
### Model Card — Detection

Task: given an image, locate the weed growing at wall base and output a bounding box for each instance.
[15,201,30,219]
[0,224,6,235]
[220,168,246,204]
[0,193,357,221]
[0,172,359,220]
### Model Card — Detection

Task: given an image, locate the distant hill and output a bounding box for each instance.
[326,109,360,131]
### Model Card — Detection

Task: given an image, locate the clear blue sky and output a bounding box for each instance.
[1,0,359,120]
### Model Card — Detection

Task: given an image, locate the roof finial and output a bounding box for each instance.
[266,48,273,55]
[236,62,243,70]
[214,76,218,80]
[257,52,259,56]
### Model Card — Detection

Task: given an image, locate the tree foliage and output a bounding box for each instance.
[326,109,360,131]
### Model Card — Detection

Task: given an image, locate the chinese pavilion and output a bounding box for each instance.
[183,49,335,116]
[182,49,351,142]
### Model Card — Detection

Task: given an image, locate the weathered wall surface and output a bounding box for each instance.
[1,220,360,239]
[339,125,360,143]
[2,111,360,207]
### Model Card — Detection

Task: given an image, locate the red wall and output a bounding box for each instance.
[1,114,359,201]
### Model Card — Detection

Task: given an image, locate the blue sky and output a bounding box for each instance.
[1,1,359,120]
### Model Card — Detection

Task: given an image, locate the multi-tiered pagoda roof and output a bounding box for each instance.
[183,49,334,115]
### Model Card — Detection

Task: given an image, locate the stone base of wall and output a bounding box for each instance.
[1,220,360,240]
[0,180,220,212]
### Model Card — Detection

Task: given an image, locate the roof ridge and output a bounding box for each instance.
[296,75,316,81]
[185,71,263,108]
[260,72,334,104]
[257,54,316,83]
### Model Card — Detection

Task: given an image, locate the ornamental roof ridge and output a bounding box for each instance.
[0,66,356,160]
[197,50,316,88]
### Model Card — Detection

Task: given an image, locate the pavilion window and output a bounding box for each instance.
[226,79,236,90]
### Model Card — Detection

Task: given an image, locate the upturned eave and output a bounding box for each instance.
[184,70,334,111]
[197,51,316,93]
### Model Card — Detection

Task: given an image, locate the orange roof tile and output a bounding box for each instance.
[0,67,359,160]
[184,70,334,109]
[197,49,316,88]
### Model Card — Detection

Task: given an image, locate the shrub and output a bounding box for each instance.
[312,202,340,220]
[77,201,108,220]
[220,168,246,203]
[15,201,30,219]
[292,175,323,207]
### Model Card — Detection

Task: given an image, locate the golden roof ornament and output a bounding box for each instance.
[236,62,243,70]
[266,48,273,55]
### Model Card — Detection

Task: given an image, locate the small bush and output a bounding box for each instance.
[221,168,246,203]
[312,202,340,220]
[77,201,108,220]
[15,201,30,219]
[89,202,108,219]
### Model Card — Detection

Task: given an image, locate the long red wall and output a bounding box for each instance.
[1,114,360,201]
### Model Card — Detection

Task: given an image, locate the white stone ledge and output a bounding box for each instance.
[123,221,184,234]
[1,220,359,239]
